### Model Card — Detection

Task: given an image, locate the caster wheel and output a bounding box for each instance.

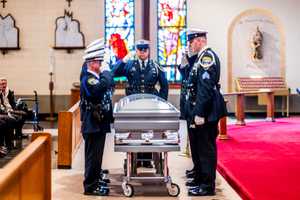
[167,183,180,197]
[123,183,134,197]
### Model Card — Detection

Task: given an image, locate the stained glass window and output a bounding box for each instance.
[105,0,135,82]
[157,0,187,82]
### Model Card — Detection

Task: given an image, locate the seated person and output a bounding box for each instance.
[0,78,28,139]
[0,117,8,157]
[0,111,15,152]
[0,113,17,156]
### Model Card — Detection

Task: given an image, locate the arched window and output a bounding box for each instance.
[157,0,187,82]
[105,0,135,82]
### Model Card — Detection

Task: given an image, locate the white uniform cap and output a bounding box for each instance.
[83,38,106,61]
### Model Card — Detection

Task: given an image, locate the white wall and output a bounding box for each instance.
[1,0,300,95]
[0,0,142,95]
[186,0,300,93]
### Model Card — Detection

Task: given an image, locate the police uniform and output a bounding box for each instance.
[178,51,198,119]
[112,40,169,168]
[112,39,168,100]
[80,38,113,196]
[184,30,227,196]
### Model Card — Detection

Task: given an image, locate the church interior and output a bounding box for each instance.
[1,0,300,199]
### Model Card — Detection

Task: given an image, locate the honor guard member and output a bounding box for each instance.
[184,29,227,196]
[112,39,168,100]
[178,32,201,178]
[112,39,169,168]
[80,38,114,196]
[178,46,198,119]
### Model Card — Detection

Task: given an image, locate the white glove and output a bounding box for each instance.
[194,115,205,125]
[123,51,135,63]
[100,49,111,73]
[100,62,111,73]
[180,53,189,68]
[103,49,110,63]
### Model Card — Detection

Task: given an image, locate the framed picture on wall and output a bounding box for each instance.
[0,14,20,54]
[53,10,85,53]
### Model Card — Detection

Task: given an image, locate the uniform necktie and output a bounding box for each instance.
[141,61,145,71]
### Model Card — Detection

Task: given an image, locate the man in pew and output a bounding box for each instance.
[0,78,28,139]
[0,117,9,157]
[80,38,113,196]
[0,80,17,152]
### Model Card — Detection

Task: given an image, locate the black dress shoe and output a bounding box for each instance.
[188,185,215,196]
[186,171,196,179]
[84,186,109,196]
[185,179,201,188]
[98,180,108,187]
[185,168,195,175]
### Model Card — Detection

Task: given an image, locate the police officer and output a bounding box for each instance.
[80,38,114,196]
[112,39,169,168]
[178,40,199,178]
[178,45,198,119]
[184,29,227,196]
[112,39,168,100]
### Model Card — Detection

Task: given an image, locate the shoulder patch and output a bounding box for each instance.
[199,50,215,70]
[87,77,99,85]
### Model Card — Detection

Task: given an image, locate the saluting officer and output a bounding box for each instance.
[184,29,227,196]
[178,38,200,177]
[80,38,114,196]
[178,46,198,119]
[112,39,168,100]
[112,39,169,168]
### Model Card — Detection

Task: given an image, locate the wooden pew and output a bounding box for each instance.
[0,133,52,200]
[70,83,80,107]
[57,101,81,169]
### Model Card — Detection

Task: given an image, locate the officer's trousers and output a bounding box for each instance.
[83,132,106,192]
[189,121,219,189]
[188,126,200,171]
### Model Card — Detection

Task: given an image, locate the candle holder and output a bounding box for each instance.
[46,72,56,122]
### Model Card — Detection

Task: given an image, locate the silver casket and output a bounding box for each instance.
[113,94,181,152]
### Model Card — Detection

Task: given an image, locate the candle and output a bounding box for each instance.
[49,49,55,73]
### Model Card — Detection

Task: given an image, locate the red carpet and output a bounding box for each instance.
[217,117,300,200]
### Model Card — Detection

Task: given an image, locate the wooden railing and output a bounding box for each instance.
[57,101,81,169]
[0,133,52,200]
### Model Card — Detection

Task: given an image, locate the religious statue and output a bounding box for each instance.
[251,26,263,60]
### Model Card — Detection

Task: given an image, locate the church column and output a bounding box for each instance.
[142,0,150,40]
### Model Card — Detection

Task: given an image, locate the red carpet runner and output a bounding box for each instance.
[217,117,300,200]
